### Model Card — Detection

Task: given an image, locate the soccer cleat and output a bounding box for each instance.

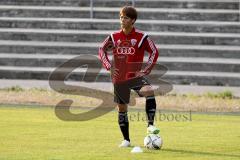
[147,125,160,134]
[119,140,131,148]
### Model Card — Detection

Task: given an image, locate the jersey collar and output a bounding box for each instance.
[121,27,136,36]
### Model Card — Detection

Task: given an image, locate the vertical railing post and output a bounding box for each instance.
[132,0,135,7]
[90,0,93,19]
[239,0,240,21]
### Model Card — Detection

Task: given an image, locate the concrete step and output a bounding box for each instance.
[164,70,240,86]
[0,53,240,72]
[0,29,239,46]
[0,0,238,9]
[161,57,240,72]
[0,66,239,86]
[0,18,239,33]
[1,79,240,98]
[0,6,238,21]
[1,41,240,58]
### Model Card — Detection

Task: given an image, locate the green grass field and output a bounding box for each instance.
[0,106,239,160]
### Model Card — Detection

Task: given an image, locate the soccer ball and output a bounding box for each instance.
[144,134,163,149]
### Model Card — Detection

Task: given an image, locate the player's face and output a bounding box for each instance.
[120,13,135,29]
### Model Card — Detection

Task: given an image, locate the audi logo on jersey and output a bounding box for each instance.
[115,39,136,55]
[117,47,135,55]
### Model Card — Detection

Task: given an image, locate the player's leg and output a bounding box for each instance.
[130,77,160,134]
[139,85,160,134]
[130,77,156,126]
[139,85,156,125]
[117,103,131,147]
[114,83,131,147]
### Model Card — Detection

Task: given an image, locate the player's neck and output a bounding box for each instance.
[122,26,134,35]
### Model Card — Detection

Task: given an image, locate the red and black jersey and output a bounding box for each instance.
[99,27,159,82]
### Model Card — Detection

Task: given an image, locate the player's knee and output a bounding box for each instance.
[139,85,154,97]
[117,104,128,112]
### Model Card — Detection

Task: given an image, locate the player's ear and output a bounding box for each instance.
[131,19,136,24]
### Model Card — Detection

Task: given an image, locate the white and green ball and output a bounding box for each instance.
[144,134,163,149]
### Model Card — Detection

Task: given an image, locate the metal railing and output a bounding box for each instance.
[90,0,94,19]
[89,0,136,19]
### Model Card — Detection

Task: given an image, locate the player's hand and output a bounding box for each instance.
[135,71,146,78]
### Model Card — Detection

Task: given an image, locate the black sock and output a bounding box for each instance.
[118,112,130,142]
[146,96,156,126]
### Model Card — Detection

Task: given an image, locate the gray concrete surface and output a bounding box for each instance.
[1,18,239,33]
[0,79,239,97]
[0,0,239,86]
[0,0,238,9]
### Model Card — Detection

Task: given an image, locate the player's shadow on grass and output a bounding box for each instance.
[158,148,240,158]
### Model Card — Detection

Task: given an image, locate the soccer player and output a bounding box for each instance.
[99,6,160,147]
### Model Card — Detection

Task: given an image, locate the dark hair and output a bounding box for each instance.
[120,6,138,21]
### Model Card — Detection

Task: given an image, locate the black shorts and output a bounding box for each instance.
[114,77,150,104]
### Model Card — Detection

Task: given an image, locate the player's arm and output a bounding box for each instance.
[98,36,113,71]
[141,37,159,75]
[99,36,120,79]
